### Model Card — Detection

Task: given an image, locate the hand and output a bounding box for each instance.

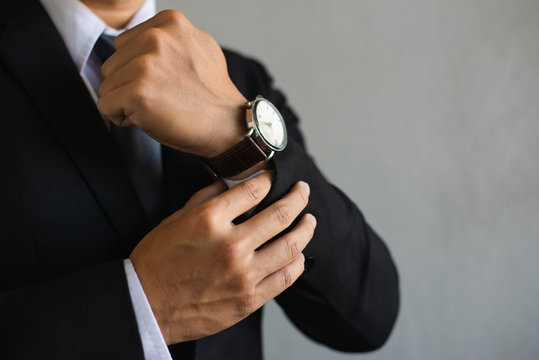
[129,172,316,344]
[97,10,248,158]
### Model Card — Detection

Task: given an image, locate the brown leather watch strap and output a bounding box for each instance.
[203,134,270,178]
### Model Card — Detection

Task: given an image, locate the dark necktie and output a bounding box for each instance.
[93,34,165,226]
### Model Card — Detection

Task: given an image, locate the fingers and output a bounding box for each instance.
[161,180,227,225]
[209,171,274,221]
[96,85,133,126]
[185,180,227,211]
[254,252,306,304]
[113,13,162,50]
[97,80,155,127]
[101,39,153,79]
[102,10,194,81]
[99,60,137,97]
[253,213,316,279]
[99,56,161,98]
[237,181,310,250]
[114,10,191,50]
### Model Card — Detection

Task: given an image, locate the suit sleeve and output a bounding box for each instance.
[0,260,145,359]
[226,51,400,352]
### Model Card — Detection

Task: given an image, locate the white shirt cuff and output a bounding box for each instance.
[124,259,172,360]
[222,169,268,188]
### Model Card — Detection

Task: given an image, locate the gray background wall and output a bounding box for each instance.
[158,1,539,359]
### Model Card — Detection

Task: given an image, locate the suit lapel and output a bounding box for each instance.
[0,0,150,252]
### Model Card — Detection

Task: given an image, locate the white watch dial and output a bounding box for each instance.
[254,99,287,150]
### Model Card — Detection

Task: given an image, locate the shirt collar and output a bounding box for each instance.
[39,0,156,74]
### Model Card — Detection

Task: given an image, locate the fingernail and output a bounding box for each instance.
[304,256,315,273]
[306,213,317,228]
[300,181,310,196]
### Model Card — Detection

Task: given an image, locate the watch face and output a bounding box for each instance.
[253,99,288,151]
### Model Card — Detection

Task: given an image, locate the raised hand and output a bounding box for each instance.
[97,10,248,158]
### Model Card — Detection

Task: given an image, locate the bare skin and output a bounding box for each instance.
[83,1,312,345]
[132,172,316,343]
[81,0,144,29]
[98,10,247,157]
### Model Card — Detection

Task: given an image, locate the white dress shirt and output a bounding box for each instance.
[38,0,172,358]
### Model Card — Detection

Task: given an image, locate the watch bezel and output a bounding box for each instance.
[250,97,288,152]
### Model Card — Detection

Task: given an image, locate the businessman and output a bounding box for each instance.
[0,0,400,358]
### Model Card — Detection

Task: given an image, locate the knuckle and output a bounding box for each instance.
[198,203,221,229]
[128,82,150,107]
[237,290,258,314]
[132,55,153,74]
[281,268,294,288]
[200,30,213,41]
[220,239,243,267]
[159,9,187,26]
[214,195,233,215]
[273,205,292,227]
[283,234,300,260]
[232,269,254,291]
[239,180,261,203]
[143,28,164,48]
[199,30,217,45]
[96,98,106,114]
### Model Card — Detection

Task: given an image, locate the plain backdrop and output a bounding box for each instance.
[157,1,539,359]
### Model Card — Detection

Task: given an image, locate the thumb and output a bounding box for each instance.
[160,179,227,225]
[184,179,228,210]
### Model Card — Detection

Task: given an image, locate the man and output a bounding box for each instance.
[0,0,399,358]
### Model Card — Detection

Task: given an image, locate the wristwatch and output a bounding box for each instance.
[203,95,288,178]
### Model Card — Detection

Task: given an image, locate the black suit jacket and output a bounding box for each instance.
[0,1,399,359]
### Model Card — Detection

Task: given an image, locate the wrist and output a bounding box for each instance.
[202,100,248,158]
[129,255,173,344]
[201,95,287,179]
[225,160,273,181]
